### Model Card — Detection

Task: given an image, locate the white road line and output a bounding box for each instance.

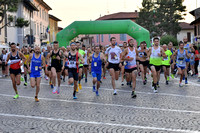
[1,93,200,114]
[1,78,200,100]
[0,113,198,133]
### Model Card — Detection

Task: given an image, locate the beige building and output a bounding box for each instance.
[177,22,194,43]
[32,0,52,46]
[49,14,61,43]
[0,22,5,44]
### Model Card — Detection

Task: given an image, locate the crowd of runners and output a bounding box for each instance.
[2,36,200,102]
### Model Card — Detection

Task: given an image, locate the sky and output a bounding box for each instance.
[44,0,200,28]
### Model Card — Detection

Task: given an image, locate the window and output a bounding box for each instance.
[109,34,111,41]
[40,8,41,18]
[187,32,191,42]
[198,25,200,36]
[37,23,39,35]
[120,34,127,41]
[194,26,197,36]
[96,35,99,43]
[101,34,104,42]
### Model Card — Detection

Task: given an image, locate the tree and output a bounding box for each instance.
[136,0,186,37]
[0,0,29,29]
[160,35,178,46]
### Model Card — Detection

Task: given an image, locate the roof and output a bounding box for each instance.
[189,7,200,16]
[24,0,39,11]
[190,17,200,25]
[49,14,61,21]
[36,0,52,10]
[96,12,138,20]
[179,22,194,30]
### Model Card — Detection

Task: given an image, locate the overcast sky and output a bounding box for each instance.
[44,0,200,28]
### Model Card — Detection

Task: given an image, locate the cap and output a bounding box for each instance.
[128,39,133,44]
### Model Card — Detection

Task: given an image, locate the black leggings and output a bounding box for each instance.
[195,60,199,74]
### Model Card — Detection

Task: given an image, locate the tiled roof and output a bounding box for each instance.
[179,22,194,30]
[96,12,138,20]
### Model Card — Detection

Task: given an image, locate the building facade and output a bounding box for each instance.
[32,0,52,46]
[177,22,194,43]
[190,8,200,44]
[49,14,61,43]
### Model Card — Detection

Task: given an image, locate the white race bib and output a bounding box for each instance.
[94,62,97,67]
[35,66,38,71]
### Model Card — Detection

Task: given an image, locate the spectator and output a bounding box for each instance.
[1,50,9,77]
[194,45,199,75]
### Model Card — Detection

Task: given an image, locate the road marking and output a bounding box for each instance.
[1,78,200,100]
[1,93,200,114]
[0,113,198,133]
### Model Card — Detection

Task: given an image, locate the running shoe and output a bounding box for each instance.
[78,83,82,90]
[45,76,48,80]
[93,86,96,92]
[50,84,54,89]
[121,81,124,86]
[96,90,99,96]
[153,88,158,93]
[24,82,27,86]
[85,78,87,83]
[145,77,147,82]
[167,76,170,81]
[76,88,79,92]
[103,77,106,79]
[151,81,154,90]
[166,81,169,85]
[63,78,65,82]
[131,91,137,98]
[179,82,183,87]
[171,74,174,79]
[52,87,57,94]
[73,96,77,99]
[185,79,188,84]
[57,88,60,94]
[100,80,102,83]
[35,96,39,102]
[20,77,24,81]
[143,80,146,85]
[113,89,117,95]
[13,94,19,99]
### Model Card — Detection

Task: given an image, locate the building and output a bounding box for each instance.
[32,0,52,46]
[0,21,5,44]
[190,7,200,43]
[6,0,38,47]
[89,11,139,46]
[49,14,61,43]
[177,22,194,43]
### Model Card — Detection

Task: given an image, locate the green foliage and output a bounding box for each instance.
[15,18,29,28]
[160,35,178,46]
[136,0,186,37]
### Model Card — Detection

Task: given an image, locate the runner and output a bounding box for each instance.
[148,37,166,93]
[64,42,84,99]
[162,44,172,85]
[89,45,106,96]
[45,44,53,88]
[82,45,89,83]
[6,43,26,99]
[62,46,69,82]
[47,41,63,94]
[138,41,148,85]
[105,37,122,95]
[190,48,195,76]
[119,44,125,86]
[183,37,193,84]
[76,41,85,91]
[27,46,45,102]
[168,42,175,79]
[122,39,138,98]
[23,47,29,86]
[172,41,190,87]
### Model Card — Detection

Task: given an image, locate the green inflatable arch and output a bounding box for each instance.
[56,20,150,47]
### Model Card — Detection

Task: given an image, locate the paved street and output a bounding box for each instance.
[0,72,200,133]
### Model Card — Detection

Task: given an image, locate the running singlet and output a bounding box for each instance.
[105,46,122,64]
[10,51,21,70]
[150,47,162,66]
[30,54,42,74]
[138,50,147,58]
[51,50,61,67]
[176,49,186,67]
[91,53,102,74]
[24,54,29,65]
[184,44,191,59]
[125,47,137,69]
[84,50,88,65]
[162,50,172,66]
[79,49,85,67]
[68,52,78,68]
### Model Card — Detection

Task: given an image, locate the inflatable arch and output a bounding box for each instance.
[56,20,150,47]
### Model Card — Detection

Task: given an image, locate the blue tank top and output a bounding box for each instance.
[31,54,42,73]
[91,53,102,74]
[176,49,186,67]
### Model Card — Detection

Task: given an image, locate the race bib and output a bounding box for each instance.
[94,62,97,67]
[114,55,118,60]
[35,66,38,71]
[70,61,75,64]
[180,61,183,65]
